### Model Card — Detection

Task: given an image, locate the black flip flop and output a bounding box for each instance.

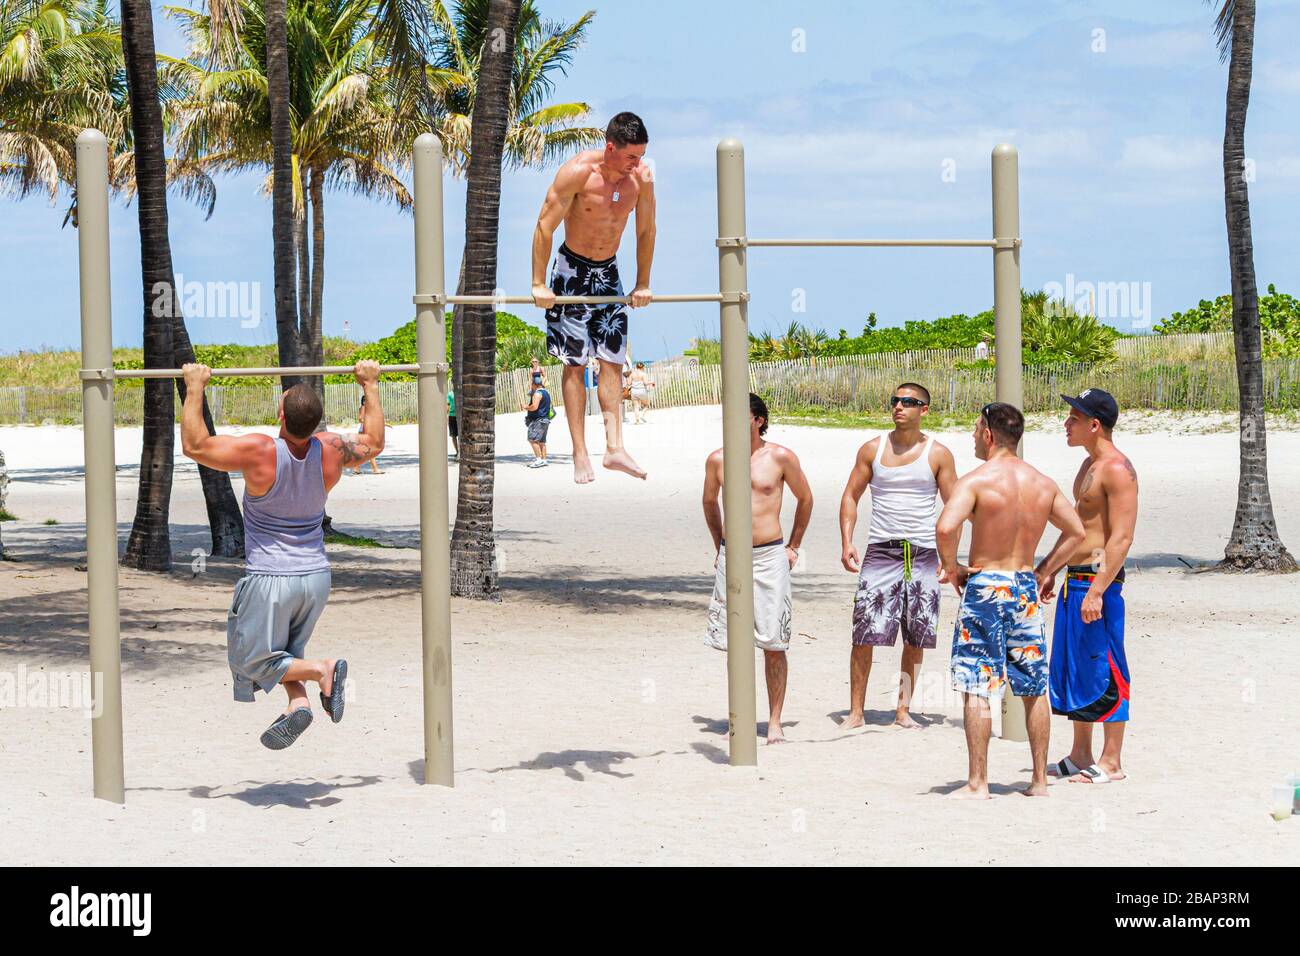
[260,708,314,750]
[320,659,348,724]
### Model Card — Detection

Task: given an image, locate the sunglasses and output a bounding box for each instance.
[890,396,927,408]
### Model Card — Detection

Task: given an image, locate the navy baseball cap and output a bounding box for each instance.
[1060,388,1118,429]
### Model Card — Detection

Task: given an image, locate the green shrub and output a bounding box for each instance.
[1154,284,1300,357]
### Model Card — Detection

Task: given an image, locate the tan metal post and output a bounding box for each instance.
[413,133,454,785]
[991,143,1028,743]
[716,139,757,767]
[992,144,1022,414]
[76,128,124,803]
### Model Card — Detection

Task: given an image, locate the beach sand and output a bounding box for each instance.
[1,407,1297,865]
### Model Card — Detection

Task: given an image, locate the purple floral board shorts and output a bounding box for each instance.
[545,243,629,367]
[851,540,940,649]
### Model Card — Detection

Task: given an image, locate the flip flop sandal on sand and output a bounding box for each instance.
[260,708,314,750]
[320,659,348,724]
[1072,764,1120,784]
[1049,756,1084,778]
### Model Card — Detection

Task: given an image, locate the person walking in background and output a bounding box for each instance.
[447,386,459,458]
[629,361,654,423]
[351,394,383,475]
[521,375,553,468]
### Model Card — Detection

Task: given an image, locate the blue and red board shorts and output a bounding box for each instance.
[1049,566,1130,722]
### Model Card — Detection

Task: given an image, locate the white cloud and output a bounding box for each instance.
[1116,135,1219,173]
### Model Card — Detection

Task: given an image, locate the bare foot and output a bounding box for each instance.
[947,784,991,800]
[767,726,786,745]
[572,450,596,484]
[602,448,646,479]
[894,711,921,729]
[1021,781,1050,797]
[839,713,866,730]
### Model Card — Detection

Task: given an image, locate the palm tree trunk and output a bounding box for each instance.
[119,0,176,572]
[296,200,310,355]
[170,318,246,558]
[450,0,521,599]
[308,166,326,406]
[452,249,466,413]
[266,0,303,393]
[1219,0,1296,571]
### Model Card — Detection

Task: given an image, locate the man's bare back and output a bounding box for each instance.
[936,410,1084,588]
[965,457,1064,571]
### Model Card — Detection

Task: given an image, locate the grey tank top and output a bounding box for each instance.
[243,437,330,574]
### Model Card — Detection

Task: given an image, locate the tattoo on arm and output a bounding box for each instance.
[327,434,367,466]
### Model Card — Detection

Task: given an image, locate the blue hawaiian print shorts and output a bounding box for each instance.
[950,570,1048,699]
[544,243,629,366]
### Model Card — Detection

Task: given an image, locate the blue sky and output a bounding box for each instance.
[5,0,1300,357]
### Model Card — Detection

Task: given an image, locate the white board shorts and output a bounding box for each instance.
[704,540,793,653]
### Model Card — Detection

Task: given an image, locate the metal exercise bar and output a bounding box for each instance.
[105,364,432,380]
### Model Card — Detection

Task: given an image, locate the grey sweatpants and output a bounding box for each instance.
[226,571,332,702]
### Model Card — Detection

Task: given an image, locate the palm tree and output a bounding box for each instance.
[1,0,123,204]
[429,0,600,430]
[4,0,242,562]
[118,0,181,570]
[166,0,429,403]
[1022,290,1118,364]
[1211,0,1295,571]
[450,0,518,599]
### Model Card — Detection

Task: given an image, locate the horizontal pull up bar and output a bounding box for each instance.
[85,363,439,381]
[722,237,1016,249]
[415,293,731,306]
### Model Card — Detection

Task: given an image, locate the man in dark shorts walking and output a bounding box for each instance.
[521,374,552,468]
[447,386,458,458]
[839,383,957,729]
[1038,389,1138,785]
[532,112,656,484]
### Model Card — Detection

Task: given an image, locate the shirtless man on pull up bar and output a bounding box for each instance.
[532,111,657,484]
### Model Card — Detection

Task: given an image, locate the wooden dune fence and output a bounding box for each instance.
[1,341,1296,425]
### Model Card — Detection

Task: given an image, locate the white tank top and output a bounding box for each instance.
[867,433,938,547]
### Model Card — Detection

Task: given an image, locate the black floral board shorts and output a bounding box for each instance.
[544,243,629,366]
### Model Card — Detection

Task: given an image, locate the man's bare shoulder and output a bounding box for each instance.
[1100,450,1139,487]
[555,151,601,188]
[928,438,955,461]
[236,432,277,458]
[705,447,724,467]
[767,441,798,463]
[858,436,880,460]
